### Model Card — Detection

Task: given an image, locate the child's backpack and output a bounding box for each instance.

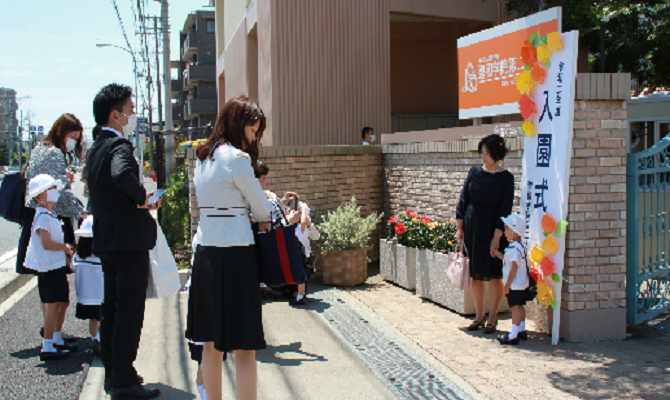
[513,243,537,301]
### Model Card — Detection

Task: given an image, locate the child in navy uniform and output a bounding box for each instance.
[73,216,104,356]
[24,174,76,361]
[493,213,529,345]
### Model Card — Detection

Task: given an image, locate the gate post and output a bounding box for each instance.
[626,152,640,325]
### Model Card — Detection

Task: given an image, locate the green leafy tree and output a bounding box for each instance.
[491,0,670,87]
[161,165,191,250]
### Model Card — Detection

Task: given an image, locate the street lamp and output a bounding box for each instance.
[96,43,141,157]
[600,11,621,73]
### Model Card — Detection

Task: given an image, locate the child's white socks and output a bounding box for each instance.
[42,339,55,352]
[53,331,64,346]
[519,321,526,332]
[197,385,208,400]
[296,294,304,301]
[509,324,519,340]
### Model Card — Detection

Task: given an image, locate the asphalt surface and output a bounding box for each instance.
[0,279,97,400]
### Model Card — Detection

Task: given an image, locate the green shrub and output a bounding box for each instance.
[161,165,190,251]
[316,197,383,255]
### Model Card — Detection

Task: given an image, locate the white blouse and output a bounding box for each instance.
[193,144,273,247]
[73,255,104,305]
[24,207,67,273]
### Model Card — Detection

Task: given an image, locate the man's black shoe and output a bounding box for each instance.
[112,384,160,399]
[55,342,79,352]
[40,349,70,361]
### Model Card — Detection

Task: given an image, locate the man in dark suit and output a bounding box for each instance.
[87,83,161,399]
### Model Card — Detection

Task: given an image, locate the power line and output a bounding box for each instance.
[110,0,134,54]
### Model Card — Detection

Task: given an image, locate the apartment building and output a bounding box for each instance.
[213,0,519,146]
[0,88,19,160]
[172,7,218,131]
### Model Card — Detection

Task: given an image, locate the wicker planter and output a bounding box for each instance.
[415,248,509,315]
[380,239,416,290]
[322,247,368,287]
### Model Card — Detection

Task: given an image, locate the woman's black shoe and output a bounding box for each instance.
[497,333,520,345]
[112,384,160,399]
[466,318,485,331]
[483,322,498,334]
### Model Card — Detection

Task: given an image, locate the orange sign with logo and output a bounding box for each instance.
[458,8,561,119]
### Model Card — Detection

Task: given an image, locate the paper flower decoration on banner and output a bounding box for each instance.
[547,32,562,52]
[516,70,534,94]
[521,120,535,137]
[537,280,556,308]
[541,213,557,234]
[517,31,563,137]
[554,220,569,237]
[531,63,547,85]
[530,244,547,264]
[519,94,537,120]
[539,256,556,276]
[543,235,559,255]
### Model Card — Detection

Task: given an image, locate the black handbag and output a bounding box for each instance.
[0,171,26,224]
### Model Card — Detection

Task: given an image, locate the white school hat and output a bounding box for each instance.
[75,216,94,238]
[500,213,525,237]
[27,174,62,201]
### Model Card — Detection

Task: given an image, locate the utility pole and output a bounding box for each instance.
[18,111,23,171]
[162,0,174,177]
[154,17,163,132]
[142,11,155,173]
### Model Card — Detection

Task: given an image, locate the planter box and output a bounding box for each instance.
[322,247,368,287]
[380,239,416,290]
[416,248,509,315]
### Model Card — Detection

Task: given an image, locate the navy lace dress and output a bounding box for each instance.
[456,166,514,281]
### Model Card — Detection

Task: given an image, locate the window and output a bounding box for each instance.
[206,20,215,34]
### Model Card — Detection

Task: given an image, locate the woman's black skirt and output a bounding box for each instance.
[76,303,101,321]
[186,245,266,355]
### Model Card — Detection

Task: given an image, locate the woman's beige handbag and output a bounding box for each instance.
[446,244,472,290]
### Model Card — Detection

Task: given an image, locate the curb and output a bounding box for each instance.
[0,252,34,308]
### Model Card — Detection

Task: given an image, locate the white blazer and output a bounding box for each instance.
[193,143,273,247]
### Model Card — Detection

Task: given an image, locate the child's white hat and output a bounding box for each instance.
[500,213,525,237]
[75,216,94,238]
[27,174,62,201]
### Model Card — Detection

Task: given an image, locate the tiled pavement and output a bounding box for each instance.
[343,272,670,400]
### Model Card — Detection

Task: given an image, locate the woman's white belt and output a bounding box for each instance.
[199,207,248,217]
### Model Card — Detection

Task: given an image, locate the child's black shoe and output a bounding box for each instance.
[518,330,528,341]
[497,332,520,345]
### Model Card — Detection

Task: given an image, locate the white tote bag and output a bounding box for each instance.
[147,221,181,298]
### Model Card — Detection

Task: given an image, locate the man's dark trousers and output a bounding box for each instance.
[99,250,150,390]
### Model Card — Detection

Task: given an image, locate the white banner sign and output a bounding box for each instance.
[520,31,579,345]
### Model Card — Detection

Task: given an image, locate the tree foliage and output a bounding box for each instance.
[491,0,670,87]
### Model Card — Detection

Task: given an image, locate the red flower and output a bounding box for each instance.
[388,217,398,224]
[405,210,415,218]
[395,223,406,235]
[420,216,430,224]
[531,63,547,85]
[519,94,537,120]
[521,40,537,67]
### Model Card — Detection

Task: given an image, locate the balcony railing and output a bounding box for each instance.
[182,31,197,60]
[185,98,217,121]
[183,63,216,91]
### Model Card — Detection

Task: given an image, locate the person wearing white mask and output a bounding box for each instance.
[361,127,375,145]
[87,83,162,398]
[24,174,76,361]
[19,113,86,346]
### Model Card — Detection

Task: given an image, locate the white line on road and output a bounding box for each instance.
[0,249,18,265]
[0,276,37,319]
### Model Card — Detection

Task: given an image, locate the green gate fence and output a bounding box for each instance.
[627,136,670,325]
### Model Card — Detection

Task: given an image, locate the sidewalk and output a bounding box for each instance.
[81,286,398,399]
[345,270,670,400]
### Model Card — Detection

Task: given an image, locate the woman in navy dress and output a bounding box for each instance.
[456,134,514,334]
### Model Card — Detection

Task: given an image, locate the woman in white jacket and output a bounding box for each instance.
[186,95,277,400]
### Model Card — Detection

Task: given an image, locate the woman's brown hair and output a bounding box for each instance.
[44,113,84,165]
[197,95,266,167]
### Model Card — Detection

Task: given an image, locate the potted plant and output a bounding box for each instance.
[317,197,383,287]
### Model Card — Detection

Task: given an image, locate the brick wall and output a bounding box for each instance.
[563,100,627,312]
[188,146,384,262]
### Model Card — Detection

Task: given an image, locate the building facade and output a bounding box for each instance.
[213,0,518,146]
[172,7,218,131]
[0,88,19,164]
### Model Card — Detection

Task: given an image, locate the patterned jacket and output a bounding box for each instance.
[25,143,84,218]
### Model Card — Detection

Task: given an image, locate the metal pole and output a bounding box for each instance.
[18,110,23,171]
[600,19,606,73]
[143,16,155,174]
[155,17,164,132]
[162,0,174,176]
[134,57,140,159]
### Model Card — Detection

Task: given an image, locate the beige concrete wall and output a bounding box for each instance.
[271,0,392,145]
[223,0,250,50]
[215,0,225,59]
[224,17,249,101]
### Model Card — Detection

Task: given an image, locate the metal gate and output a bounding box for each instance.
[627,137,670,325]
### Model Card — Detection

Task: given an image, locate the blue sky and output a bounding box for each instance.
[0,0,208,141]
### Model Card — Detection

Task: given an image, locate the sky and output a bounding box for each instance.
[0,0,210,142]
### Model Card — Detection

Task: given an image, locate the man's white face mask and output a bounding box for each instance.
[369,134,376,143]
[120,113,138,137]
